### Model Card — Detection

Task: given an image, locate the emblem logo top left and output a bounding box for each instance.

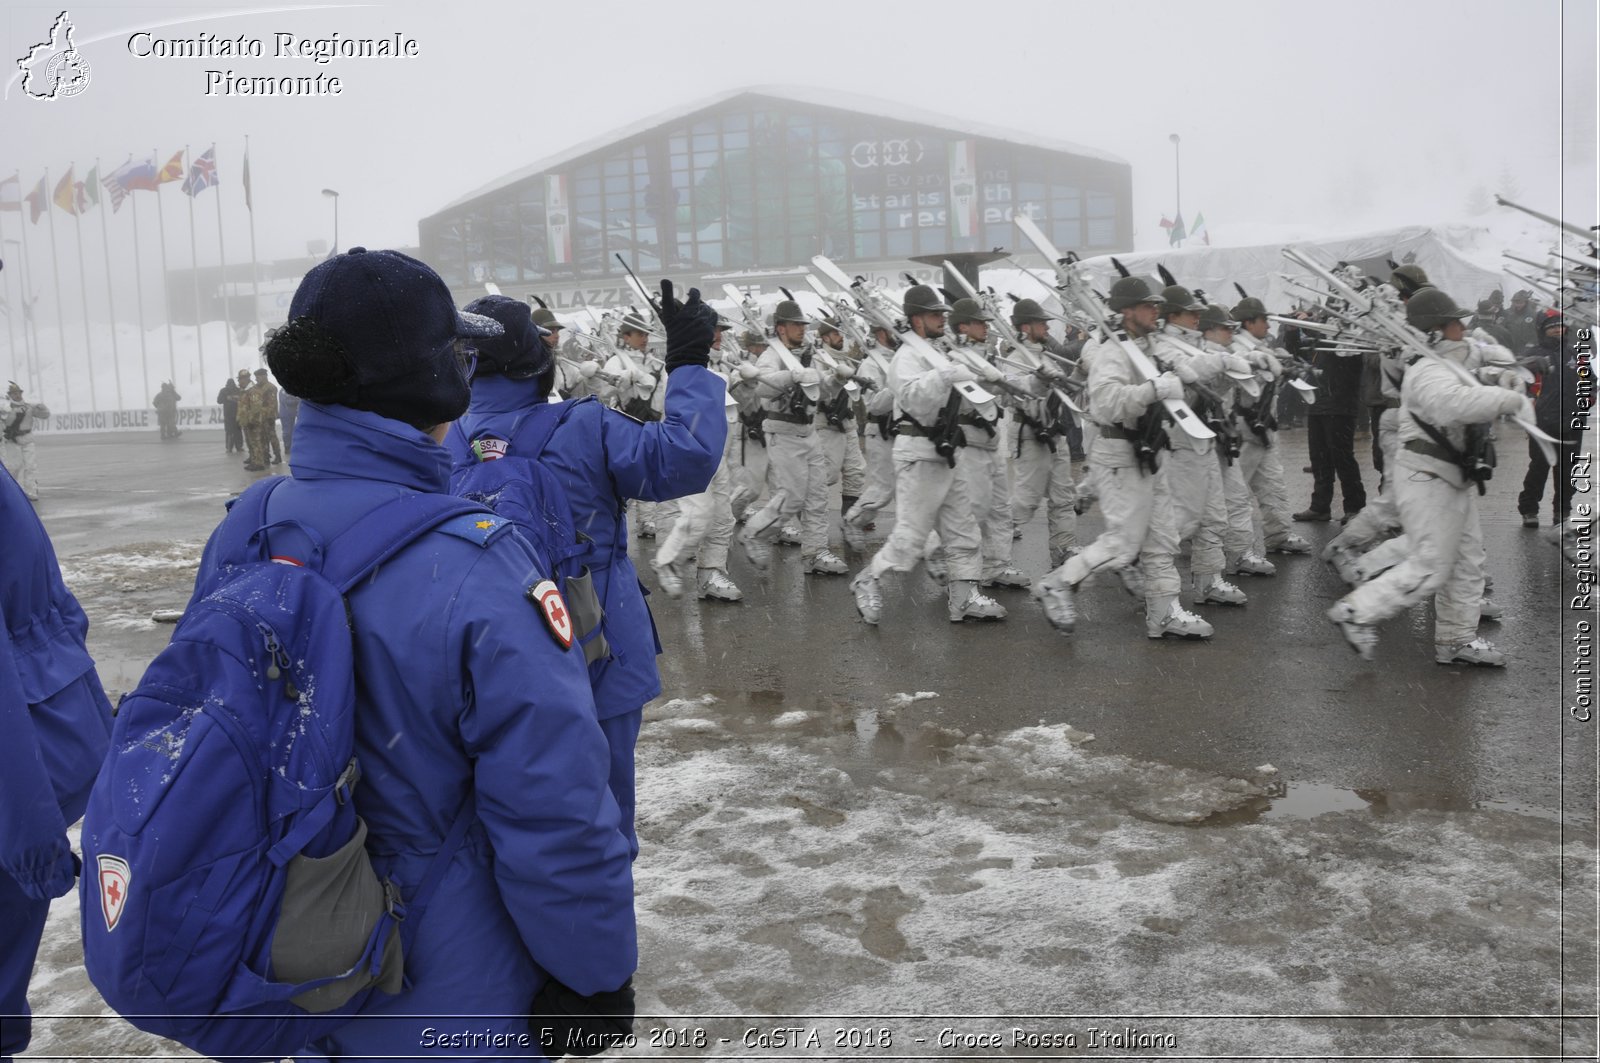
[17,11,92,101]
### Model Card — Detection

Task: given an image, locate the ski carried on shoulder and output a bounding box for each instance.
[720,283,821,402]
[940,258,1081,413]
[809,254,997,409]
[1012,214,1213,440]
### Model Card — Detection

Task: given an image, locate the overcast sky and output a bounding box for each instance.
[2,0,1595,283]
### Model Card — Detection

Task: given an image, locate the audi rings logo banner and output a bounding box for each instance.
[17,11,92,100]
[850,138,926,169]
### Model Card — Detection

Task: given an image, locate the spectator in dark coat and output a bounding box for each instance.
[1502,290,1542,354]
[1517,311,1586,526]
[216,377,244,453]
[1287,319,1366,522]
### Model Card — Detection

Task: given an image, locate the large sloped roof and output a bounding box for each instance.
[427,85,1128,218]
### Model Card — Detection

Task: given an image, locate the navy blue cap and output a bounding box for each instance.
[279,247,501,428]
[462,295,552,381]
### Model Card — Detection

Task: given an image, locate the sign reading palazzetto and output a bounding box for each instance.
[126,30,421,95]
[33,405,227,434]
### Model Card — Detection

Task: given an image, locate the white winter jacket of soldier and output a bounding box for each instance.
[752,341,819,437]
[888,340,991,464]
[1397,339,1521,469]
[944,335,1005,452]
[857,348,896,425]
[1154,325,1226,455]
[1082,331,1165,470]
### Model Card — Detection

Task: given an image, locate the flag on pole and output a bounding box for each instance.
[157,149,185,184]
[54,167,78,215]
[1168,211,1186,247]
[181,147,218,197]
[24,176,47,223]
[1190,212,1209,246]
[120,155,159,193]
[1159,215,1174,232]
[74,180,91,214]
[242,149,253,212]
[0,175,19,212]
[83,166,100,208]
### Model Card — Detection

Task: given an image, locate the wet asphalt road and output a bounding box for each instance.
[21,422,1594,824]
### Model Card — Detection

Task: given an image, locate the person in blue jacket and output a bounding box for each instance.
[445,286,726,860]
[208,247,636,1059]
[0,461,114,1061]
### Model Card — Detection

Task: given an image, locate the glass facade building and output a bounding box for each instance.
[419,88,1131,295]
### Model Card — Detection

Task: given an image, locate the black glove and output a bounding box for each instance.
[659,278,715,372]
[532,977,634,1059]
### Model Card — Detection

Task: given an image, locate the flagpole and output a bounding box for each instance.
[184,144,207,397]
[94,159,123,408]
[0,183,19,386]
[209,144,233,380]
[153,148,177,388]
[69,164,98,411]
[128,191,152,405]
[16,181,41,395]
[43,167,71,412]
[245,135,261,349]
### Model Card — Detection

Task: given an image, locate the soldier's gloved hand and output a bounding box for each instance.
[977,362,1004,384]
[796,368,821,388]
[737,363,762,381]
[636,373,657,392]
[832,361,857,380]
[1171,359,1200,385]
[942,364,977,385]
[532,977,635,1059]
[1151,372,1184,401]
[613,367,636,389]
[577,362,599,380]
[1496,368,1528,393]
[1223,353,1253,378]
[1499,391,1531,417]
[659,279,716,372]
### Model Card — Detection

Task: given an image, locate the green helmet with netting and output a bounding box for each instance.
[1198,304,1237,331]
[1010,298,1050,325]
[902,284,950,316]
[949,298,994,326]
[1405,287,1472,331]
[1106,276,1163,311]
[1390,264,1431,298]
[1232,296,1268,321]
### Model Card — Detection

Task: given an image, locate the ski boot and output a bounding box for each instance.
[1229,553,1277,577]
[949,580,1006,622]
[1196,575,1248,606]
[1033,572,1076,634]
[652,557,685,599]
[1326,602,1376,660]
[777,524,802,546]
[803,549,849,576]
[1147,601,1213,640]
[738,531,772,571]
[981,565,1032,590]
[1478,597,1502,623]
[1435,638,1506,667]
[696,568,743,602]
[1267,533,1313,555]
[841,513,869,551]
[850,573,883,625]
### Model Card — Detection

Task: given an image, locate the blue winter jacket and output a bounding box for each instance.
[188,403,636,1054]
[445,365,727,717]
[0,463,113,900]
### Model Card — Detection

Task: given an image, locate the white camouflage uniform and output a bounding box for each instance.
[2,393,41,500]
[1003,338,1079,568]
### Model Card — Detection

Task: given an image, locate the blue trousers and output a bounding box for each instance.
[0,869,51,1059]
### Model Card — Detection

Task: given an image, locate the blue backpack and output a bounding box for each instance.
[79,479,487,1062]
[449,399,611,667]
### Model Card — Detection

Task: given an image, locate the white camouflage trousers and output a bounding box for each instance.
[864,456,981,582]
[1054,452,1181,618]
[962,443,1015,577]
[746,429,831,555]
[1010,436,1078,566]
[1330,407,1403,555]
[818,424,866,500]
[1338,452,1487,648]
[1163,445,1228,582]
[656,457,736,572]
[1237,438,1292,553]
[845,430,896,533]
[1,435,38,498]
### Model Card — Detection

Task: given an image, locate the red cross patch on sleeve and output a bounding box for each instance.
[529,579,573,650]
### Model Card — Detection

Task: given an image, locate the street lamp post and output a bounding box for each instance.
[1168,133,1182,231]
[321,188,340,256]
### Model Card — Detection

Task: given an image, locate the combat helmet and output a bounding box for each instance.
[902,284,950,317]
[772,299,808,325]
[948,298,993,327]
[1198,304,1237,332]
[1232,296,1268,321]
[1405,287,1471,331]
[1390,264,1431,299]
[1010,298,1051,325]
[1105,276,1164,311]
[1160,285,1205,315]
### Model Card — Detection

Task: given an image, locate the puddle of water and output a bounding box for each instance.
[1196,781,1565,827]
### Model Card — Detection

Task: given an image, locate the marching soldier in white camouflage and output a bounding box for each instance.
[1197,304,1272,582]
[1326,288,1526,667]
[849,285,1004,625]
[1154,286,1249,608]
[1033,276,1212,640]
[736,300,848,577]
[813,318,868,545]
[1003,299,1079,569]
[2,382,43,501]
[842,323,899,549]
[1228,296,1311,565]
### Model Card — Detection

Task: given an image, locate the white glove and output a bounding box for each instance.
[737,363,762,381]
[636,373,657,392]
[1497,368,1528,394]
[614,367,636,388]
[942,364,977,385]
[1151,372,1184,401]
[1499,391,1530,417]
[1223,353,1252,377]
[796,368,821,388]
[577,362,598,380]
[1171,359,1200,385]
[833,361,857,381]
